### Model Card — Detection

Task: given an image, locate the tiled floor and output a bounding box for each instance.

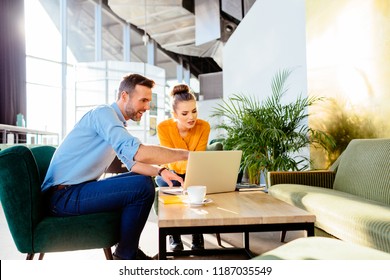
[0,202,305,260]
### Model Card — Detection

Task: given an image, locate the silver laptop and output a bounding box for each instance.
[183,150,242,194]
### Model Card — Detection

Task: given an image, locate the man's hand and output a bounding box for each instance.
[129,162,184,187]
[160,168,184,187]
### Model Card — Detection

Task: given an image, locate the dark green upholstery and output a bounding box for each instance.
[30,145,56,184]
[0,145,121,259]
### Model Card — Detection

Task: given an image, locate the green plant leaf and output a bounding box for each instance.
[211,68,334,175]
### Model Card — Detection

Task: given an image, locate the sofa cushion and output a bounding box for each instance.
[253,237,390,260]
[269,184,390,253]
[33,212,121,252]
[333,138,390,205]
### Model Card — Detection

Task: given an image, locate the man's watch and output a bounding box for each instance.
[158,167,167,176]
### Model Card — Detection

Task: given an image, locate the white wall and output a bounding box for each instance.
[198,0,308,146]
[220,0,309,174]
[223,0,307,103]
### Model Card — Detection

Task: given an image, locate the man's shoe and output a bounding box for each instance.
[136,248,154,260]
[169,235,184,251]
[113,248,154,260]
[113,252,122,260]
[191,234,204,250]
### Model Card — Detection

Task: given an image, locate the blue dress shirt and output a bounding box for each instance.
[41,103,141,192]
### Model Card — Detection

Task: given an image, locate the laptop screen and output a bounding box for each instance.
[183,150,242,194]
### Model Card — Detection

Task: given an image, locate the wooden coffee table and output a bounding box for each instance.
[158,190,315,259]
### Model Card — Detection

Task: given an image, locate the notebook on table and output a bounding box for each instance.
[183,150,242,194]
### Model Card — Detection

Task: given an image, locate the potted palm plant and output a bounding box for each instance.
[211,68,334,188]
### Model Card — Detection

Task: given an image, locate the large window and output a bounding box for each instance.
[24,0,167,144]
[24,0,74,138]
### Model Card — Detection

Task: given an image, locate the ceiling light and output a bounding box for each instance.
[225,24,234,33]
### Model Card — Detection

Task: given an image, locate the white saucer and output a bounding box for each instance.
[183,198,213,206]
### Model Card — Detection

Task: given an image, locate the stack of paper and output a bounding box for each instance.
[158,195,185,204]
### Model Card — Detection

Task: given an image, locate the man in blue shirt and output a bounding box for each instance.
[42,73,187,260]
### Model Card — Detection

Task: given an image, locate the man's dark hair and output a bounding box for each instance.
[117,73,155,99]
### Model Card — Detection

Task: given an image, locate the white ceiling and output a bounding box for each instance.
[108,0,224,65]
[39,0,255,81]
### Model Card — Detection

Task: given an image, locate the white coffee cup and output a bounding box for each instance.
[186,186,207,204]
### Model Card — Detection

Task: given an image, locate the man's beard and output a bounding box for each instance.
[126,107,143,122]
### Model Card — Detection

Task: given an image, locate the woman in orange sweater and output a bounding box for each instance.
[155,84,210,251]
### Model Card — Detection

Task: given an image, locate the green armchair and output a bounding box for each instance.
[0,145,121,260]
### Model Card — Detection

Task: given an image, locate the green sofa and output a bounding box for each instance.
[253,237,390,260]
[268,138,390,254]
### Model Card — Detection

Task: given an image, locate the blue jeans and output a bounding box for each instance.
[46,172,155,260]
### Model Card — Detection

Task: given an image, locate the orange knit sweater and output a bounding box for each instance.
[157,118,210,174]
